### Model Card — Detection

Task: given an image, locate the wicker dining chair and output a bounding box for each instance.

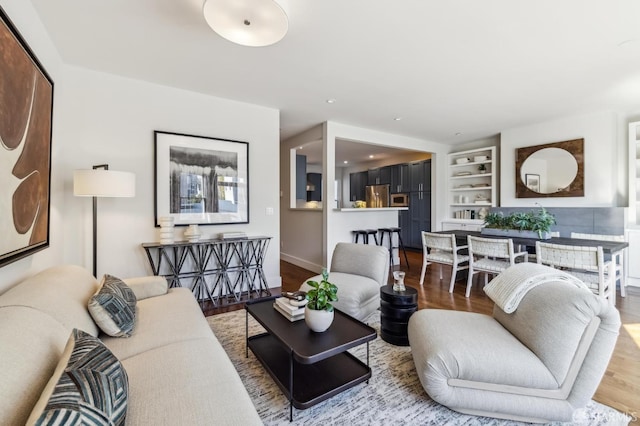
[465,236,528,297]
[571,232,626,297]
[419,232,469,293]
[535,241,616,306]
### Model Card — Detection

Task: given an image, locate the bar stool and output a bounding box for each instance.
[378,227,409,269]
[352,229,379,245]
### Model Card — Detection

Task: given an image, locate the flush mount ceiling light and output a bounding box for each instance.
[203,0,289,47]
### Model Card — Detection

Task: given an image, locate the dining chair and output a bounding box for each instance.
[419,232,469,293]
[535,241,616,306]
[465,236,528,297]
[516,231,560,261]
[571,232,626,297]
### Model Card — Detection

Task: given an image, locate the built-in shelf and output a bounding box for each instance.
[445,147,496,229]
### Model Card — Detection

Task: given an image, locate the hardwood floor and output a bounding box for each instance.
[279,249,640,422]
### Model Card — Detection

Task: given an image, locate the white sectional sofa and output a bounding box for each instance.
[0,264,261,425]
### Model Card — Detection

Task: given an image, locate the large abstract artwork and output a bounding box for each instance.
[0,7,54,267]
[154,131,249,226]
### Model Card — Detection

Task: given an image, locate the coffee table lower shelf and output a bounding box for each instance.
[248,333,371,415]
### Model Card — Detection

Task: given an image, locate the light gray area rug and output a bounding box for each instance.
[207,309,630,426]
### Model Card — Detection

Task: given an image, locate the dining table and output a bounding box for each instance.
[433,230,628,254]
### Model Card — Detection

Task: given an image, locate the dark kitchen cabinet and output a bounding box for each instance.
[405,160,431,249]
[391,164,410,193]
[349,171,367,201]
[306,173,322,202]
[367,166,391,186]
[409,160,430,192]
[407,191,431,248]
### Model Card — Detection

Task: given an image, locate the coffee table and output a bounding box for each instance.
[245,298,377,421]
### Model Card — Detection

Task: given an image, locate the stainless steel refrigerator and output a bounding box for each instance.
[365,184,390,208]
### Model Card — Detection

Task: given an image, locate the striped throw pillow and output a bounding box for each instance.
[29,329,129,426]
[88,275,137,337]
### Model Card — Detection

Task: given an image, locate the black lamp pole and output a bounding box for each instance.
[91,164,109,278]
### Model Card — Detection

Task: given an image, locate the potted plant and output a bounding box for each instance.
[481,205,556,239]
[304,268,338,332]
[478,163,487,174]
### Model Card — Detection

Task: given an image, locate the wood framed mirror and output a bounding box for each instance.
[515,138,584,198]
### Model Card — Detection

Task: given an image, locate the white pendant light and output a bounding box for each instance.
[203,0,289,47]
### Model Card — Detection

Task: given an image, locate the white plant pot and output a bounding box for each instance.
[305,306,334,332]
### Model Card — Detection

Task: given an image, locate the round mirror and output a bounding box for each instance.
[520,147,577,194]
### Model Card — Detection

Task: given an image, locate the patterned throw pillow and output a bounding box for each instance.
[30,329,129,426]
[88,274,137,337]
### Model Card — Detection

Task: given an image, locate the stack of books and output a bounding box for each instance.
[219,231,248,240]
[273,295,307,322]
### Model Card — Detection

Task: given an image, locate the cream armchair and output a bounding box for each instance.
[299,242,389,322]
[408,266,620,422]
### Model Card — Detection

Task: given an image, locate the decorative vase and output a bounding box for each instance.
[158,216,175,244]
[304,306,334,332]
[184,224,201,242]
[392,271,406,292]
[478,207,489,220]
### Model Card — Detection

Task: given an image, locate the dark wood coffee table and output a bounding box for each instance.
[245,298,377,421]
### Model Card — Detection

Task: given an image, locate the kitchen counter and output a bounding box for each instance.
[331,207,405,264]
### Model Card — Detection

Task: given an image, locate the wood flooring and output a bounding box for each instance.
[206,249,640,422]
[279,249,640,422]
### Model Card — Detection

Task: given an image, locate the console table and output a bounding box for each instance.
[141,236,272,307]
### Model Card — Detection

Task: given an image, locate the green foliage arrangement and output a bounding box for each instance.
[305,269,338,312]
[483,204,556,238]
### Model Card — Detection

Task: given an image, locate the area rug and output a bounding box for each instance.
[207,310,630,426]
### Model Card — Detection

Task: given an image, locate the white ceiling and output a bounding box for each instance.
[30,0,640,146]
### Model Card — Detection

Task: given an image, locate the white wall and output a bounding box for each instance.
[280,126,324,270]
[500,111,620,207]
[0,0,281,292]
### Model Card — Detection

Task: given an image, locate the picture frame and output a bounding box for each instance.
[0,6,54,267]
[154,131,249,226]
[525,174,540,193]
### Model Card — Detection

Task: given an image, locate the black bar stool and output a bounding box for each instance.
[352,229,379,245]
[378,227,410,269]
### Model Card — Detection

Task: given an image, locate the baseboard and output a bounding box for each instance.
[625,276,640,287]
[280,253,323,274]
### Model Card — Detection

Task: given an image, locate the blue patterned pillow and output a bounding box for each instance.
[88,275,137,337]
[31,329,128,426]
[102,274,137,311]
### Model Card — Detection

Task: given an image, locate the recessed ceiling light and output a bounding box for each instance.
[343,160,348,164]
[393,117,402,121]
[326,99,336,104]
[455,132,463,136]
[369,155,374,159]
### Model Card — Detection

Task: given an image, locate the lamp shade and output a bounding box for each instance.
[74,169,136,198]
[203,0,288,47]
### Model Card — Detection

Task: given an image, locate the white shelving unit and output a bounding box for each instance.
[627,121,640,287]
[443,146,497,231]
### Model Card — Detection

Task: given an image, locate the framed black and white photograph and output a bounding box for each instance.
[0,6,54,268]
[154,131,249,226]
[525,173,540,193]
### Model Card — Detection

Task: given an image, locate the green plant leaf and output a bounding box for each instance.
[306,269,338,311]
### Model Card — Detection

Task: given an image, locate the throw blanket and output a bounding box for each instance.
[484,263,589,313]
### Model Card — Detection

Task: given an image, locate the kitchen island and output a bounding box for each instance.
[331,207,409,265]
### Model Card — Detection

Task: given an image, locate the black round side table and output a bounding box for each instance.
[380,285,418,346]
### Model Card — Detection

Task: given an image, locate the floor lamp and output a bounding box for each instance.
[73,164,136,278]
